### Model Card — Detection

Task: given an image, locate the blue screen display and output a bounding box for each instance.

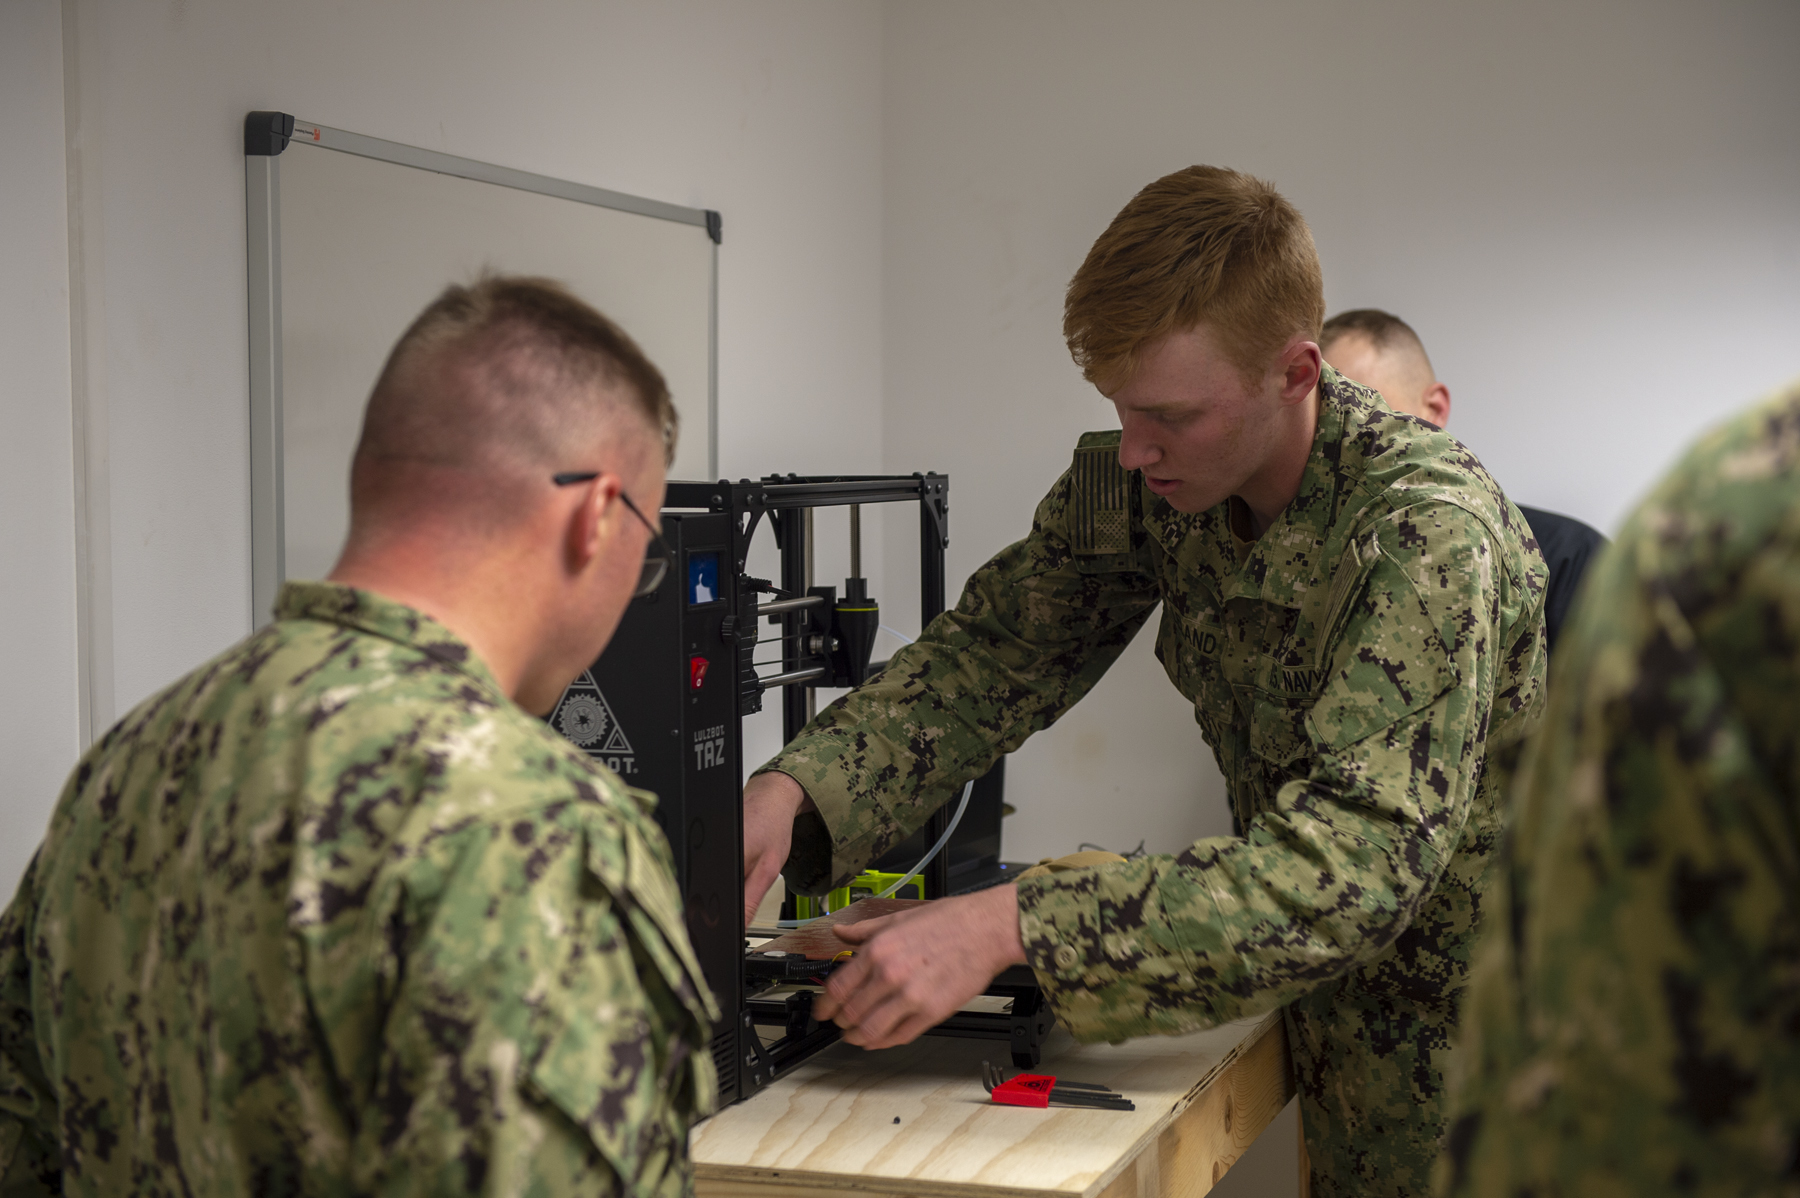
[688,551,721,606]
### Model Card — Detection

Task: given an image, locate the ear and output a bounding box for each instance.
[1278,339,1323,406]
[566,472,625,575]
[1421,382,1452,428]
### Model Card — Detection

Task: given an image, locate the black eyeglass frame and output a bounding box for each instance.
[552,471,672,597]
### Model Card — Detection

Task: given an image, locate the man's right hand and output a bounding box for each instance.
[742,771,811,925]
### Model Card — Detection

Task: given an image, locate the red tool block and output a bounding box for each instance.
[990,1074,1058,1108]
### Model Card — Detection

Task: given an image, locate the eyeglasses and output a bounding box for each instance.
[552,471,671,596]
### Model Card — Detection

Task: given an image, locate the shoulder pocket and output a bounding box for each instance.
[1068,432,1148,575]
[583,811,722,1030]
[1304,549,1462,751]
[527,811,720,1187]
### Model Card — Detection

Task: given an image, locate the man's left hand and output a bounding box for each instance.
[813,883,1029,1050]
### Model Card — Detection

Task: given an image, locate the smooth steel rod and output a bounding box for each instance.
[757,595,825,616]
[850,504,862,577]
[759,666,827,689]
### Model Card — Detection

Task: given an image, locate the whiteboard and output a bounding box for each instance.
[245,114,718,624]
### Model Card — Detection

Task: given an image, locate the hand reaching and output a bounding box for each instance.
[814,884,1027,1049]
[742,771,808,925]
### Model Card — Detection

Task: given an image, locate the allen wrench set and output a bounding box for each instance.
[981,1061,1135,1111]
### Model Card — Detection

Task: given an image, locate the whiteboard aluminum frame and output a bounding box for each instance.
[244,116,720,626]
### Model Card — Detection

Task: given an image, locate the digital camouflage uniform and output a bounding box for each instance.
[0,582,717,1197]
[768,366,1548,1197]
[1438,382,1800,1197]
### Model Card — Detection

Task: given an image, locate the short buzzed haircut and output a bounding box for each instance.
[1320,308,1433,373]
[356,275,678,476]
[1064,166,1325,389]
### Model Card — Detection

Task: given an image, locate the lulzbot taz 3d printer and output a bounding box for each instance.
[547,474,1044,1108]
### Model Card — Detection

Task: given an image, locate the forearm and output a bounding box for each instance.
[1020,699,1483,1041]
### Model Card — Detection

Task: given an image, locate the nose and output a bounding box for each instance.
[1116,415,1161,472]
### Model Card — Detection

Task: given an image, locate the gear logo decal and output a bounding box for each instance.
[550,671,635,774]
[559,696,609,748]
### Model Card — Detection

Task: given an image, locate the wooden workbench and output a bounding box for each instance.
[691,1010,1294,1198]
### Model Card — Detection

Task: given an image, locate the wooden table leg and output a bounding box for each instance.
[1096,1016,1297,1198]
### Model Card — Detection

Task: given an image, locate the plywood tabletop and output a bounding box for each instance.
[691,1010,1289,1198]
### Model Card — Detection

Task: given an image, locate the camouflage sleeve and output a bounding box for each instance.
[342,789,719,1198]
[1019,501,1524,1042]
[0,854,59,1197]
[763,459,1162,891]
[1437,388,1800,1197]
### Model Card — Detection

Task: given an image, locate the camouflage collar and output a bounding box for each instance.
[274,581,508,698]
[1142,364,1383,610]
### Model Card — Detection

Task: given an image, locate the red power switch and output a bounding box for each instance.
[690,655,709,690]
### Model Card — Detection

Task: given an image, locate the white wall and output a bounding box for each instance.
[0,1,82,897]
[880,0,1800,871]
[5,0,886,895]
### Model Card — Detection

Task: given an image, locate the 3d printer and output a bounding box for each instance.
[546,474,1045,1108]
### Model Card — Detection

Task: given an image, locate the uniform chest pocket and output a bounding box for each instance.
[1156,608,1232,713]
[1249,618,1341,763]
[1248,689,1316,769]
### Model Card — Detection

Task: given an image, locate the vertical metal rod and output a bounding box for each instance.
[849,504,862,578]
[918,477,951,899]
[779,510,809,742]
[804,507,815,588]
[920,479,947,622]
[803,508,816,720]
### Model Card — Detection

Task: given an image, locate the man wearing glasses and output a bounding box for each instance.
[554,471,674,594]
[0,277,712,1196]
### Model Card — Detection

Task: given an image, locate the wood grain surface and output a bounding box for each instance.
[691,1012,1292,1198]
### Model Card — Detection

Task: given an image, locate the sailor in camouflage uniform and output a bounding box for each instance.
[0,277,716,1196]
[1438,380,1800,1197]
[742,167,1547,1197]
